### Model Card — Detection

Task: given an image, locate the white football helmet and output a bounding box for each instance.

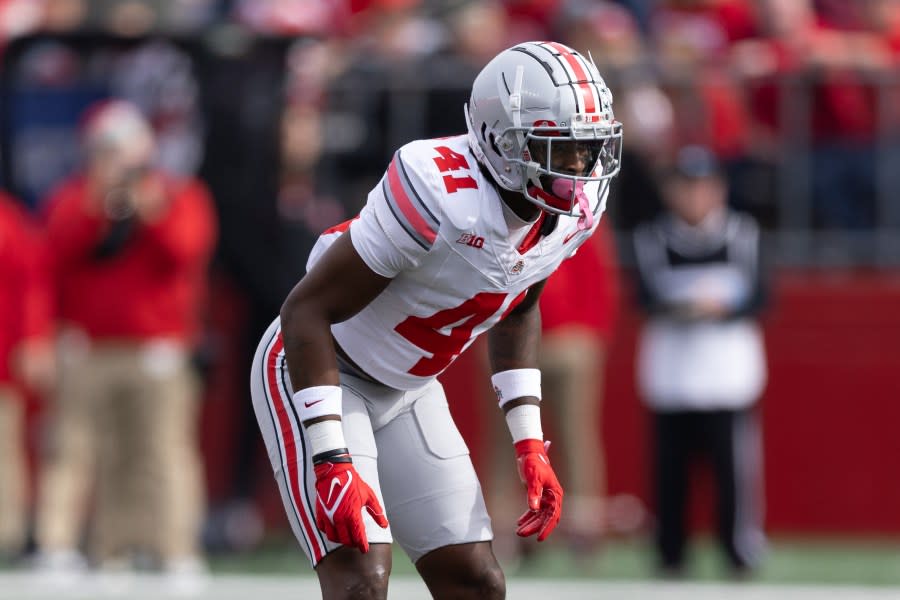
[465,41,622,223]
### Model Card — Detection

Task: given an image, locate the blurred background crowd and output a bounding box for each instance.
[0,0,899,588]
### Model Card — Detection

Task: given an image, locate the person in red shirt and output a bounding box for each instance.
[0,191,53,558]
[649,0,759,161]
[732,0,895,229]
[33,100,217,576]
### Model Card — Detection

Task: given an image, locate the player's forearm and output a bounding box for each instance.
[487,303,542,377]
[278,231,391,397]
[279,294,342,397]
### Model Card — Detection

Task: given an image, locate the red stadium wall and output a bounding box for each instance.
[199,269,900,537]
[442,269,900,536]
[755,270,900,534]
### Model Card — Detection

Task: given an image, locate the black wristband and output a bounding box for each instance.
[312,447,352,465]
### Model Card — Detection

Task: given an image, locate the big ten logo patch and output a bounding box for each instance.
[456,232,485,249]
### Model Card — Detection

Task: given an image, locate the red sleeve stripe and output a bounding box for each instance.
[544,42,598,114]
[322,215,360,235]
[384,153,438,249]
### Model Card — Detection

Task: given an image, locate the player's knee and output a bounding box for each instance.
[418,542,506,599]
[457,562,506,599]
[343,572,389,600]
[479,562,506,599]
[318,550,391,600]
[323,566,389,600]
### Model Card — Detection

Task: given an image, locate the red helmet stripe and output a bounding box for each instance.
[545,42,597,113]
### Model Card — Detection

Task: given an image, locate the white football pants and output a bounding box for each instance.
[250,317,492,567]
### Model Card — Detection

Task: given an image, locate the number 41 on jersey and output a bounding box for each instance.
[433,146,478,194]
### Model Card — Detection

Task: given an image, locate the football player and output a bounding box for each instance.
[250,41,622,599]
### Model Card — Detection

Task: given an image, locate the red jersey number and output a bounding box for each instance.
[432,146,478,194]
[394,290,528,376]
[395,292,505,376]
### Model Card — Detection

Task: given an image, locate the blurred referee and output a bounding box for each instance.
[632,145,768,577]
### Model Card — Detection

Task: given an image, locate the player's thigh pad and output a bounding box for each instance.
[366,379,493,563]
[249,319,391,567]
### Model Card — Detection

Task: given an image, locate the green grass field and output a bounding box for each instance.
[209,535,900,587]
[6,537,899,599]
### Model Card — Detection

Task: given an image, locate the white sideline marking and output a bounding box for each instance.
[6,573,900,599]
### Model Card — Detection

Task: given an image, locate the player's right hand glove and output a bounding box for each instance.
[514,439,564,542]
[313,455,389,553]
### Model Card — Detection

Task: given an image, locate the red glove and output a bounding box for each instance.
[514,439,563,542]
[314,459,389,553]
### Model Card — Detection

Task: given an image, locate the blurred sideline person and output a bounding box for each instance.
[249,42,622,599]
[632,145,768,577]
[0,192,54,559]
[33,100,217,576]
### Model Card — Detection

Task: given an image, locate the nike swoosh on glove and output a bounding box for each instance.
[514,439,564,542]
[314,461,389,553]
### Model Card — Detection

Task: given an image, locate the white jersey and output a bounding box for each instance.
[308,134,608,391]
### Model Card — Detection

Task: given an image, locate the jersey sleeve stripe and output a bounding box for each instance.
[382,178,430,250]
[386,155,438,247]
[396,152,439,227]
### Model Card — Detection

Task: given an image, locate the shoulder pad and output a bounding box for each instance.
[401,137,484,231]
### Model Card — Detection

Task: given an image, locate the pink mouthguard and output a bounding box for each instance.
[551,179,593,231]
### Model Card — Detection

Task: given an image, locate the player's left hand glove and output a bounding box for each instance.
[514,439,563,541]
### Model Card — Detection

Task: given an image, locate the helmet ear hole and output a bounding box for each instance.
[487,132,503,158]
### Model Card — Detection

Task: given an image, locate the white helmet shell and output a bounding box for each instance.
[465,41,622,218]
